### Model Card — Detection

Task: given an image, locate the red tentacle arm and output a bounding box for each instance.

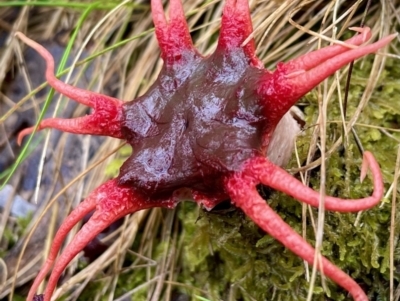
[27,196,97,301]
[218,0,262,67]
[225,151,383,300]
[257,28,397,124]
[225,177,369,301]
[27,179,177,301]
[151,0,196,64]
[15,32,124,144]
[250,151,383,212]
[284,27,372,73]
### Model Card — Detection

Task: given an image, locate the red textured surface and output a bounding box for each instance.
[15,0,395,300]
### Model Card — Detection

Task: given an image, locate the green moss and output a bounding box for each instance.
[1,212,33,257]
[105,145,132,177]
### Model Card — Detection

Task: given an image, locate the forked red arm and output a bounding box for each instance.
[252,151,383,212]
[225,179,370,301]
[15,32,125,144]
[224,151,383,301]
[27,179,177,301]
[217,0,262,67]
[151,0,197,64]
[257,28,396,124]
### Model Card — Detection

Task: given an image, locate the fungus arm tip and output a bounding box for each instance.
[27,179,178,301]
[257,28,396,123]
[245,152,383,212]
[225,177,369,301]
[15,32,125,144]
